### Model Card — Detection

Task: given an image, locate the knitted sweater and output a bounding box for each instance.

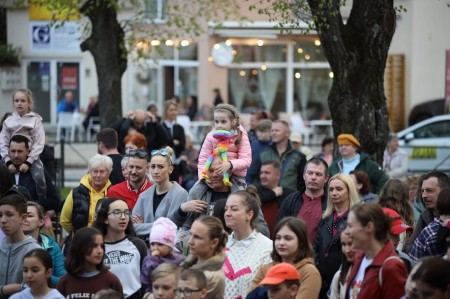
[223,230,272,299]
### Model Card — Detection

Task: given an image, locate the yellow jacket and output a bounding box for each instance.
[60,174,111,233]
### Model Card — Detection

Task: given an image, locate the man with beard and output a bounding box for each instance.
[410,187,450,262]
[106,150,152,210]
[277,157,328,242]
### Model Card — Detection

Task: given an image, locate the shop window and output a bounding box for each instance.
[229,68,286,114]
[293,68,332,120]
[293,38,328,63]
[231,44,286,63]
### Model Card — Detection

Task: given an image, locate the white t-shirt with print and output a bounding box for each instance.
[349,256,373,299]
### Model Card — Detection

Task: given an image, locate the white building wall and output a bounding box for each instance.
[4,2,450,124]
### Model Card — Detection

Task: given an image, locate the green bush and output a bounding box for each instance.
[0,44,21,66]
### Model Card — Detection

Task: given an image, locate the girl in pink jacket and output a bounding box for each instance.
[0,88,47,199]
[198,103,251,187]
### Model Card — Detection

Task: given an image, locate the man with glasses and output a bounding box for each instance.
[176,269,208,299]
[107,150,152,210]
[96,128,125,185]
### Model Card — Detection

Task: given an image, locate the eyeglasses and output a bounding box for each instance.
[151,149,169,156]
[175,288,202,297]
[126,150,148,159]
[107,210,131,218]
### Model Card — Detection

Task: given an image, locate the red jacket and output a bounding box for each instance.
[345,240,407,299]
[107,179,152,210]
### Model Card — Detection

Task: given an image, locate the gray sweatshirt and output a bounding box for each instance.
[0,236,40,288]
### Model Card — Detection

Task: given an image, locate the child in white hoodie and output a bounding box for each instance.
[0,88,46,199]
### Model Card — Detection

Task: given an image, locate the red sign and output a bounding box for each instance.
[61,66,78,90]
[446,50,450,113]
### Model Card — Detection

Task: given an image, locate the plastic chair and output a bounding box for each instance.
[56,112,83,143]
[87,116,101,141]
[177,115,192,135]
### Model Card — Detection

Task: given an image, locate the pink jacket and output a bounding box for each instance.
[0,111,45,164]
[198,125,252,178]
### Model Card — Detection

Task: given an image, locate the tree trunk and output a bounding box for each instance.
[80,0,127,128]
[307,0,396,163]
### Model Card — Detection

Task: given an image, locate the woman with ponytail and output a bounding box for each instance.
[223,187,273,299]
[180,215,228,299]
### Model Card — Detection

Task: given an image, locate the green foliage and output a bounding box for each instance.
[247,0,341,34]
[0,44,21,66]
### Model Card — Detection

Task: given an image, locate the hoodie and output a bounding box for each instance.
[0,236,40,287]
[0,111,45,164]
[60,174,111,233]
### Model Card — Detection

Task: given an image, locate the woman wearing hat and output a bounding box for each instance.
[328,134,389,194]
[92,197,148,299]
[345,202,408,299]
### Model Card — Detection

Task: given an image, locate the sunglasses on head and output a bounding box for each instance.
[151,149,169,156]
[126,150,148,159]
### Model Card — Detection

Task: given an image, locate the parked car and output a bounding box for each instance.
[408,98,446,126]
[397,114,450,173]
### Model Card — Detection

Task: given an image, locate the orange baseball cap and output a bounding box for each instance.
[259,263,300,285]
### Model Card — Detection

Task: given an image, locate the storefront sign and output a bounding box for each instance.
[30,21,81,53]
[61,66,78,90]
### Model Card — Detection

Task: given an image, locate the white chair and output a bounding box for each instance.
[278,112,312,145]
[86,116,101,142]
[290,113,311,145]
[56,112,83,143]
[291,113,311,144]
[177,115,192,136]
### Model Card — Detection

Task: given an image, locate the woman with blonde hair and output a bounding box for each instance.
[181,215,228,299]
[132,146,188,238]
[314,173,359,299]
[162,99,186,158]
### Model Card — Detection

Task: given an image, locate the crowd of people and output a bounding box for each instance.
[0,88,449,299]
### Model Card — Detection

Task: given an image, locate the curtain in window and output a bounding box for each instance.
[257,68,283,111]
[229,69,248,110]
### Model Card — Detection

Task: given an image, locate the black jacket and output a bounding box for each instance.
[163,123,186,157]
[277,187,327,222]
[314,211,348,295]
[109,118,171,154]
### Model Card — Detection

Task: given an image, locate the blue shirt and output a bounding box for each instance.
[57,98,79,113]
